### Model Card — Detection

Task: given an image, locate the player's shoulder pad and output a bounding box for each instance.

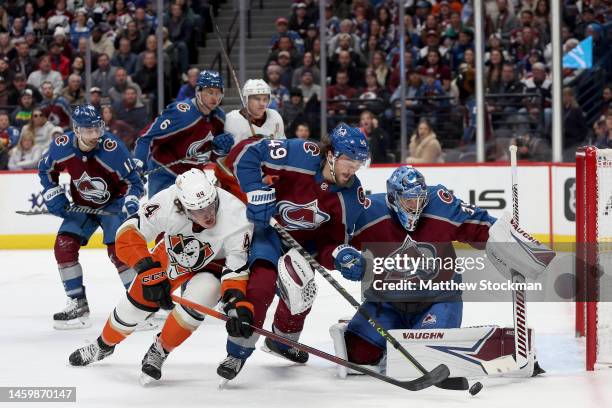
[354,193,389,231]
[98,131,130,157]
[282,138,322,171]
[423,184,471,222]
[157,99,201,127]
[48,130,76,157]
[141,185,177,221]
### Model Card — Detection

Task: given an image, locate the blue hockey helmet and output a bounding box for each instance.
[386,166,429,231]
[71,104,103,128]
[328,122,369,162]
[196,70,224,90]
[72,104,104,150]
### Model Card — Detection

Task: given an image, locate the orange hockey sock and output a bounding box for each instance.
[159,311,195,352]
[101,318,129,346]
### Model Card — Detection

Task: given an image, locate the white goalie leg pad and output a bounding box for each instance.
[386,326,536,379]
[111,296,154,334]
[486,212,556,282]
[277,248,318,315]
[175,272,220,329]
[329,321,386,378]
[330,322,349,378]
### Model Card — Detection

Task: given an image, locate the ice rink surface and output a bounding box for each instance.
[1,249,611,408]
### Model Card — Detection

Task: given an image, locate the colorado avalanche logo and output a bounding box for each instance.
[277,200,331,230]
[177,102,190,112]
[103,139,117,152]
[73,172,111,204]
[166,234,214,279]
[437,189,454,204]
[186,133,214,163]
[421,313,437,326]
[55,134,69,146]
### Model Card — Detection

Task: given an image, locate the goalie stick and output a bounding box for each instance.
[269,218,471,392]
[509,145,529,369]
[16,205,118,216]
[171,295,443,392]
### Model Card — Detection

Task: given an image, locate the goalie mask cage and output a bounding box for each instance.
[576,146,612,371]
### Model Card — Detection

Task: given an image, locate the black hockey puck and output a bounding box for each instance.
[469,381,483,396]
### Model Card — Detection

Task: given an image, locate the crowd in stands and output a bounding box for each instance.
[0,0,611,169]
[0,0,215,170]
[263,0,611,163]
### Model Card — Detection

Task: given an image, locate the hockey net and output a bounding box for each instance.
[576,147,612,370]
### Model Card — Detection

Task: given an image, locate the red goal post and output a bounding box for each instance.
[575,146,612,371]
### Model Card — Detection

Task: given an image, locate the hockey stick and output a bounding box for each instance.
[141,148,213,177]
[171,295,441,392]
[209,7,257,138]
[268,218,469,391]
[16,205,118,216]
[509,145,529,369]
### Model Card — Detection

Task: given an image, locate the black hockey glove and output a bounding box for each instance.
[223,289,254,338]
[134,257,173,310]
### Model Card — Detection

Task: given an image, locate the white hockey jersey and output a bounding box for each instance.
[132,186,253,282]
[225,108,285,145]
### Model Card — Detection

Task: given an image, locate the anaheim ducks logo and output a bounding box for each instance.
[277,199,330,230]
[186,132,214,164]
[73,171,111,204]
[166,234,214,279]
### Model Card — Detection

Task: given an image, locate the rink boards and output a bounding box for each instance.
[0,163,576,249]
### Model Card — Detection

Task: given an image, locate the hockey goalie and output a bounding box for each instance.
[329,166,555,380]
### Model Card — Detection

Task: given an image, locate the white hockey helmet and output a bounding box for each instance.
[242,79,271,101]
[277,248,318,315]
[175,169,218,211]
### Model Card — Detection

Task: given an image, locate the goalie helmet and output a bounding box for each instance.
[386,166,429,232]
[277,248,318,315]
[242,79,271,100]
[175,169,218,211]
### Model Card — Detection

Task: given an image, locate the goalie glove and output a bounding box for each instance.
[485,213,555,282]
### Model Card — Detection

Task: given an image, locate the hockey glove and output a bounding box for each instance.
[121,195,140,218]
[246,188,277,228]
[333,244,365,281]
[222,288,254,338]
[212,132,235,156]
[134,257,173,310]
[43,186,69,218]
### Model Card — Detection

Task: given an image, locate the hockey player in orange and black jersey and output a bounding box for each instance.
[135,70,234,197]
[68,169,254,384]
